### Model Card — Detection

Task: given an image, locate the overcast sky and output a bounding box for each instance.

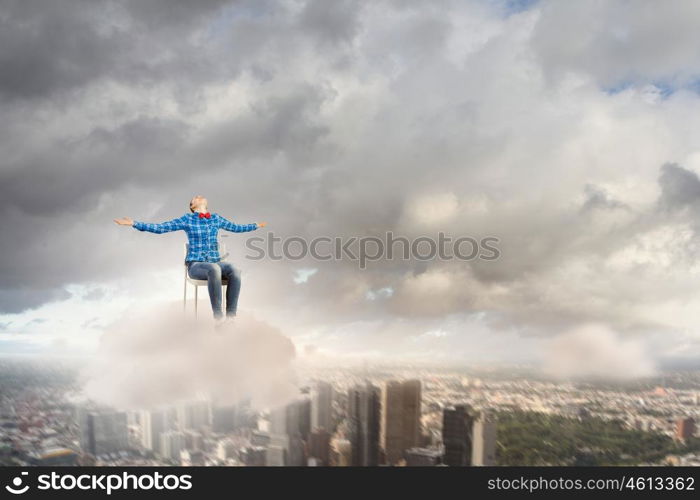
[3,0,700,374]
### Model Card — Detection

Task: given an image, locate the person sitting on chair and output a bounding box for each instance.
[114,195,266,323]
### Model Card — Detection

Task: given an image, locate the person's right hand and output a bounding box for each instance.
[113,217,134,226]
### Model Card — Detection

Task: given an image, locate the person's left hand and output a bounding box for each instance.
[257,221,268,228]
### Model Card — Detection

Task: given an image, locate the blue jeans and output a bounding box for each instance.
[187,261,242,319]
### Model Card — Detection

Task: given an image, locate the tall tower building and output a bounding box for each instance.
[266,437,288,466]
[297,398,312,442]
[471,410,497,466]
[211,404,237,434]
[442,404,475,466]
[79,408,129,456]
[216,438,237,461]
[159,430,185,462]
[311,381,334,432]
[140,409,169,452]
[381,379,422,464]
[675,417,695,443]
[308,428,331,466]
[348,382,381,466]
[268,398,309,466]
[176,400,210,431]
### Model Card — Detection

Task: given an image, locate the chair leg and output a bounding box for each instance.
[194,286,198,319]
[183,279,187,312]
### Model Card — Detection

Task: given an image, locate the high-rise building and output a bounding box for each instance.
[308,428,331,465]
[216,439,237,461]
[298,398,311,442]
[311,382,334,432]
[381,379,422,464]
[266,434,289,466]
[183,430,204,451]
[268,399,309,466]
[176,400,210,431]
[348,382,381,466]
[159,431,185,462]
[269,399,309,438]
[405,447,442,466]
[675,417,695,442]
[140,409,168,452]
[79,408,129,457]
[442,404,475,466]
[472,411,497,466]
[211,404,237,434]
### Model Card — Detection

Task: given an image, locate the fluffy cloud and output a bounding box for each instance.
[543,323,656,380]
[81,304,298,410]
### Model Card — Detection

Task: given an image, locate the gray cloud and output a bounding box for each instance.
[0,0,235,101]
[531,0,700,88]
[658,162,700,212]
[298,0,365,47]
[581,184,628,213]
[0,288,72,315]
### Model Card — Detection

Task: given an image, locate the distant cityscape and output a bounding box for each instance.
[0,358,699,467]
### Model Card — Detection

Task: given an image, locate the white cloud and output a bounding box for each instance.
[81,303,298,410]
[543,324,656,380]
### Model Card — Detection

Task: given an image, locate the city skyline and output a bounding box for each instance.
[1,358,698,467]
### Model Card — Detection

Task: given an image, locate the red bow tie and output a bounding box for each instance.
[198,212,211,219]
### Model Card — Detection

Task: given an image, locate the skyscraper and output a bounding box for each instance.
[675,417,695,442]
[176,400,210,431]
[211,404,237,433]
[311,381,334,432]
[297,398,312,442]
[381,379,422,464]
[183,430,204,451]
[442,404,475,466]
[270,398,310,439]
[268,398,309,466]
[265,434,289,466]
[159,430,185,462]
[471,410,497,466]
[308,428,331,466]
[348,382,381,466]
[216,438,237,461]
[140,409,169,452]
[79,408,129,457]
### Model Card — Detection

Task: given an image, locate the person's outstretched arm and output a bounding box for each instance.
[216,215,266,233]
[114,215,187,234]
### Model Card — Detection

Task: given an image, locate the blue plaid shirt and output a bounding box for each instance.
[133,213,258,262]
